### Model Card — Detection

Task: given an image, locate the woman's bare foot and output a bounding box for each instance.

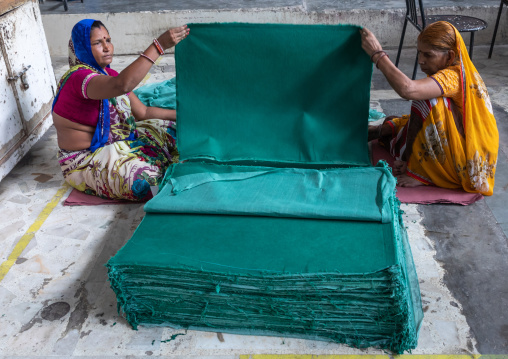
[392,160,407,175]
[396,173,425,187]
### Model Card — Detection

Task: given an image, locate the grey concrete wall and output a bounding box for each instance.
[42,5,508,56]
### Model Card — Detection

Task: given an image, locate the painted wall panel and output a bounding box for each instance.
[0,51,24,159]
[0,1,55,133]
[0,0,55,181]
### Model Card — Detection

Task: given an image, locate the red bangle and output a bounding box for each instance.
[153,38,164,55]
[375,52,389,68]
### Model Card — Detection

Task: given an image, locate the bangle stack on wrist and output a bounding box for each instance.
[370,50,384,62]
[370,50,389,69]
[153,38,165,55]
[375,52,389,68]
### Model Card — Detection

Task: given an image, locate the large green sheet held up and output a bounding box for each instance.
[175,23,372,166]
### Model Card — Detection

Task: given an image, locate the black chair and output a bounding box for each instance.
[488,0,508,58]
[395,0,487,80]
[62,0,84,11]
[39,0,83,11]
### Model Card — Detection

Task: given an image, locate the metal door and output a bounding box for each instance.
[0,0,56,181]
[0,1,56,133]
[0,49,25,161]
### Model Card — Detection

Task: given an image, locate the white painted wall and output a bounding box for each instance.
[42,6,508,57]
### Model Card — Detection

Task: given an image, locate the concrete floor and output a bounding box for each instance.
[1,1,508,357]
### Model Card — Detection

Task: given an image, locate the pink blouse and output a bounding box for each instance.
[53,67,119,127]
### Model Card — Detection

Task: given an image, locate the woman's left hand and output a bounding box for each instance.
[360,28,383,57]
[157,25,190,50]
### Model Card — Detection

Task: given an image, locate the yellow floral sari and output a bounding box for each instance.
[385,25,498,195]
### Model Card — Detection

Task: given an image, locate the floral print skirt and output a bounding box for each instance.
[381,97,496,195]
[57,119,178,201]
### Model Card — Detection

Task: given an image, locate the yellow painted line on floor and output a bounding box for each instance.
[239,356,484,359]
[138,56,163,87]
[0,183,70,283]
[139,72,152,86]
[239,356,391,359]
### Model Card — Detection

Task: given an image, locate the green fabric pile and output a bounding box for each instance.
[107,23,423,353]
[133,78,176,109]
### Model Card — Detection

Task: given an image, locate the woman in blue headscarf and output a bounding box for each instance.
[52,19,189,200]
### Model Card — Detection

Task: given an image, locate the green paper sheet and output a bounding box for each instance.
[175,23,372,166]
[108,22,423,354]
[147,161,396,223]
[108,201,422,353]
[109,214,397,274]
[133,78,176,109]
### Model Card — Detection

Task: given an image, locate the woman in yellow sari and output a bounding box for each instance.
[362,21,498,196]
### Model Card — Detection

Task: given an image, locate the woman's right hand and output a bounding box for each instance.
[157,25,190,50]
[359,27,383,57]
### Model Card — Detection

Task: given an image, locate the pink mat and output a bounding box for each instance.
[371,140,483,205]
[63,188,152,206]
[63,143,482,206]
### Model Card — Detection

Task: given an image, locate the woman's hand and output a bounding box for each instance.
[86,24,189,100]
[360,28,383,57]
[157,25,190,50]
[129,93,176,121]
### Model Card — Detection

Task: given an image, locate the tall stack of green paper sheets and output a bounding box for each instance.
[107,23,423,353]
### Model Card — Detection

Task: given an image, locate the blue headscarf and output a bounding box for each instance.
[71,19,110,75]
[52,19,113,152]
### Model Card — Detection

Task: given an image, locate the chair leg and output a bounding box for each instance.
[469,32,475,59]
[489,0,505,59]
[396,18,409,67]
[412,51,419,80]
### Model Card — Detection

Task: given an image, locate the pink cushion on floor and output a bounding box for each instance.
[371,140,483,205]
[63,188,152,206]
[64,142,482,207]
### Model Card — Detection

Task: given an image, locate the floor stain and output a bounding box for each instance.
[19,317,43,333]
[41,301,71,321]
[217,332,225,342]
[450,301,459,308]
[80,329,92,338]
[59,282,90,340]
[33,255,51,274]
[15,257,27,264]
[60,262,75,276]
[30,277,53,299]
[18,300,51,333]
[31,173,53,183]
[500,324,508,340]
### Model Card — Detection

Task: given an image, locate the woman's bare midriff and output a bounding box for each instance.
[52,112,95,151]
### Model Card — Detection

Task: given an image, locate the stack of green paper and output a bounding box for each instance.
[107,23,423,353]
